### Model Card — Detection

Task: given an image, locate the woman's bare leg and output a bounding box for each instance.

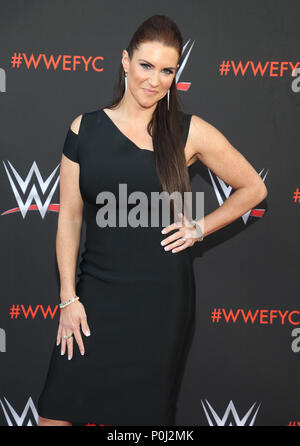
[38,415,72,426]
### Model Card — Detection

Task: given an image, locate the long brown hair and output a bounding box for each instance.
[104,14,192,223]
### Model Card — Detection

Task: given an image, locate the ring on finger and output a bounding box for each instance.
[181,237,187,242]
[63,334,73,340]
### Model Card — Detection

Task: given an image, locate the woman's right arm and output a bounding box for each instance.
[57,115,83,302]
[56,115,91,360]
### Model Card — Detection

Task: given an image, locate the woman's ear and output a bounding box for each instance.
[122,49,129,72]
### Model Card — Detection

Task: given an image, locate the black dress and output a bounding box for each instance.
[37,108,196,426]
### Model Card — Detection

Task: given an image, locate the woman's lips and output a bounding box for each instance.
[143,88,157,95]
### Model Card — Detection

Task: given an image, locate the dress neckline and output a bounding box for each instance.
[101,108,154,153]
[100,108,193,168]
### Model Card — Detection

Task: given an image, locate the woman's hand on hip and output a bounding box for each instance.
[160,212,200,253]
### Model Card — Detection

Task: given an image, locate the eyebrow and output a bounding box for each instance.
[138,59,177,70]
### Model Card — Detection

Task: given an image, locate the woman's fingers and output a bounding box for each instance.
[56,324,62,346]
[61,329,67,356]
[66,335,73,360]
[73,328,85,356]
[161,213,199,253]
[59,304,90,360]
[80,314,91,337]
[60,327,85,360]
[161,229,184,248]
[61,328,73,358]
[171,238,191,253]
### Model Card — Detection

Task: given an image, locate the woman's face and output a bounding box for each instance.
[122,41,179,107]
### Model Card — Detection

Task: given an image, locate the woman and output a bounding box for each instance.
[37,15,267,426]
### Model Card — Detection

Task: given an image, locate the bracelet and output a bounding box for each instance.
[59,296,79,309]
[191,220,204,242]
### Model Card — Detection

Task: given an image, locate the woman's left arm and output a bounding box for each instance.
[189,114,268,238]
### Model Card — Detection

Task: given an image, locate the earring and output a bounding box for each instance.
[167,89,170,110]
[124,72,127,91]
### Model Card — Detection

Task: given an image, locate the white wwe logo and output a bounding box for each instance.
[201,399,261,426]
[209,168,269,223]
[176,39,195,87]
[0,396,38,426]
[2,160,60,219]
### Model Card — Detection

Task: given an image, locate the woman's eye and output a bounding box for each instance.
[140,63,172,75]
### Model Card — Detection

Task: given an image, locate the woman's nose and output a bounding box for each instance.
[148,72,160,87]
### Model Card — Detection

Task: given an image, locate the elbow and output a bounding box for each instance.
[259,182,268,200]
[58,208,83,227]
[253,181,268,204]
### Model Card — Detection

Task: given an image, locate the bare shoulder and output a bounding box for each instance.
[190,113,213,133]
[190,113,221,143]
[189,113,231,158]
[189,113,268,198]
[70,114,83,135]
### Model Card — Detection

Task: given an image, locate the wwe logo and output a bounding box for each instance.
[0,396,38,426]
[1,160,60,219]
[201,399,261,426]
[176,39,195,92]
[208,168,269,223]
